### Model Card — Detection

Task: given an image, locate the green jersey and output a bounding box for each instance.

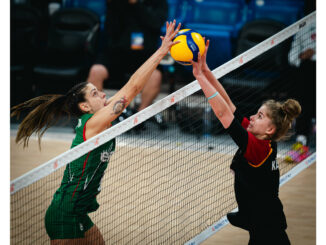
[51,114,115,215]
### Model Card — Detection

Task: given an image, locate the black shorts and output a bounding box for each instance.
[248,229,290,245]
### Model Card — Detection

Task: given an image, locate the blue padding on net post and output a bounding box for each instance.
[247,0,304,26]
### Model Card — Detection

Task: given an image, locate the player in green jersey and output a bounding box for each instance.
[11,20,181,245]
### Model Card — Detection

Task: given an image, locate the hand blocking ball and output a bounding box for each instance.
[170,29,205,65]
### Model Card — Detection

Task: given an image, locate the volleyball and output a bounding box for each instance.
[170,29,205,65]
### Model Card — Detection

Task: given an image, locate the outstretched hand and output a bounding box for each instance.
[201,38,210,71]
[191,52,204,78]
[159,20,181,54]
[191,38,210,78]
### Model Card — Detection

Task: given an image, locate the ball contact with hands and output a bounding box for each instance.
[170,29,205,65]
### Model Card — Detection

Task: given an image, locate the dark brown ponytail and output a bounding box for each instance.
[11,82,88,147]
[264,99,301,141]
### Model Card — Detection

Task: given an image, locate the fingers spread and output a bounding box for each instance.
[172,40,181,45]
[206,39,210,48]
[163,20,182,47]
[168,20,177,36]
[174,23,181,35]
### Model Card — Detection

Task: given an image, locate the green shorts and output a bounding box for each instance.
[44,204,94,240]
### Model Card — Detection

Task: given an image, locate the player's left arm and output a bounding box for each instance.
[191,53,234,129]
[200,39,236,114]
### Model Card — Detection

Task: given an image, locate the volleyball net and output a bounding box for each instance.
[11,12,316,244]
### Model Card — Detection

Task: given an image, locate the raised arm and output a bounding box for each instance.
[192,52,234,129]
[85,20,181,139]
[200,39,236,113]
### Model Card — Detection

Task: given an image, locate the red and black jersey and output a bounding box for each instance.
[227,109,287,230]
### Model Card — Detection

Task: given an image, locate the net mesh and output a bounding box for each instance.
[11,13,316,244]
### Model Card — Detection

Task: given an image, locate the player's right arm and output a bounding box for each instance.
[85,21,181,139]
[200,39,236,114]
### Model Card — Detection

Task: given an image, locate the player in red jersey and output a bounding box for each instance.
[191,40,301,245]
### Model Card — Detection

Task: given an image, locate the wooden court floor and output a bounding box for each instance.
[202,161,316,245]
[10,137,316,244]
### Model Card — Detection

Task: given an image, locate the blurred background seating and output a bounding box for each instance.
[32,7,100,95]
[247,0,304,26]
[10,0,311,104]
[10,3,43,105]
[220,19,290,114]
[63,0,107,31]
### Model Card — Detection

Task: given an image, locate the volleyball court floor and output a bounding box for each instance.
[10,88,315,245]
[10,115,315,244]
